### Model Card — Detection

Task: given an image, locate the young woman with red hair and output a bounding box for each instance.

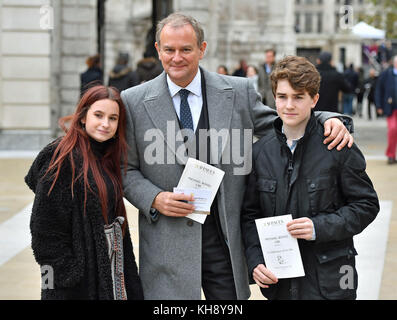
[25,85,143,300]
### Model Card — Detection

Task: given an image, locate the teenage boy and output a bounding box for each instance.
[241,56,379,300]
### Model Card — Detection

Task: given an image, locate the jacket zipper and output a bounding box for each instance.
[287,156,294,193]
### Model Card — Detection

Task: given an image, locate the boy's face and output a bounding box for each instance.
[275,79,319,129]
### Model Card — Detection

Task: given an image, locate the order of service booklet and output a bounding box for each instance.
[255,214,305,279]
[175,158,225,224]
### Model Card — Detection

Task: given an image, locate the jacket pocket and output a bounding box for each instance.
[306,175,337,216]
[256,178,277,215]
[315,245,358,300]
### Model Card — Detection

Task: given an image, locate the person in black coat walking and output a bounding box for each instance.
[375,56,397,164]
[108,53,140,92]
[315,52,351,113]
[342,64,359,115]
[241,56,379,300]
[364,68,378,120]
[80,54,103,96]
[136,52,163,83]
[25,85,144,300]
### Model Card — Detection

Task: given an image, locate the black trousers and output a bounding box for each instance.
[201,212,237,300]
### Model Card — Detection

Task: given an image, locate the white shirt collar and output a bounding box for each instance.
[166,68,202,98]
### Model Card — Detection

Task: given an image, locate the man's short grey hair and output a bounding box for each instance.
[155,12,205,47]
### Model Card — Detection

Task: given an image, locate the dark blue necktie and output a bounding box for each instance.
[179,89,194,131]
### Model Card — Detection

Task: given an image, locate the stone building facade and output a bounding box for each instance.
[0,0,97,149]
[0,0,371,149]
[295,0,368,69]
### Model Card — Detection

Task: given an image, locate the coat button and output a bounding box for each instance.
[310,183,316,189]
[187,220,193,227]
[322,255,327,260]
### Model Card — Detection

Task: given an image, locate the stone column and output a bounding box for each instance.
[323,0,336,36]
[0,0,51,149]
[173,0,214,70]
[59,0,97,118]
[263,0,296,57]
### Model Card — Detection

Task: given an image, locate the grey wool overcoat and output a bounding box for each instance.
[120,68,333,300]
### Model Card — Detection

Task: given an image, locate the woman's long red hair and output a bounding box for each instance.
[44,85,129,235]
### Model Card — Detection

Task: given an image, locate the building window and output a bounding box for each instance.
[335,12,339,31]
[317,12,323,33]
[305,13,313,33]
[295,13,301,33]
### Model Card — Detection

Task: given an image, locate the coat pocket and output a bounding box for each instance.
[315,246,358,300]
[256,178,277,215]
[306,175,337,216]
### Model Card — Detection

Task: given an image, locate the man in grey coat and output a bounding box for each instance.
[258,48,277,108]
[121,13,353,300]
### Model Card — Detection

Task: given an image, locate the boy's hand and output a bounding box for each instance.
[286,217,314,240]
[253,264,278,288]
[323,118,353,151]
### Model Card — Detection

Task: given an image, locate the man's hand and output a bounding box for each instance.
[377,108,383,115]
[152,192,195,217]
[323,118,353,151]
[286,217,314,240]
[253,264,278,289]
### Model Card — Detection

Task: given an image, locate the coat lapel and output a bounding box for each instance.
[142,72,187,164]
[202,69,235,164]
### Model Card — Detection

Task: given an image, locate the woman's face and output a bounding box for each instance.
[246,66,257,78]
[82,99,119,142]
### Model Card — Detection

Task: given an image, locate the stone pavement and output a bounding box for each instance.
[0,117,396,300]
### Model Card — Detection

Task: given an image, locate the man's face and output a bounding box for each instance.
[275,79,318,130]
[265,51,275,65]
[155,24,207,87]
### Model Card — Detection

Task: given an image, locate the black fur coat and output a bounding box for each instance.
[25,140,144,300]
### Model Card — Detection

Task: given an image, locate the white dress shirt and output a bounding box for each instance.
[166,69,203,132]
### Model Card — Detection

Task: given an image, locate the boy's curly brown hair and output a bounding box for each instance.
[270,55,321,98]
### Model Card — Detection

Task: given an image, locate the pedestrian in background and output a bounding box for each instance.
[258,48,277,108]
[364,68,378,120]
[217,65,229,75]
[375,55,397,165]
[108,52,140,92]
[25,86,144,300]
[80,54,103,96]
[342,64,359,116]
[246,65,260,92]
[136,51,163,83]
[232,59,248,77]
[355,67,365,118]
[315,52,351,113]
